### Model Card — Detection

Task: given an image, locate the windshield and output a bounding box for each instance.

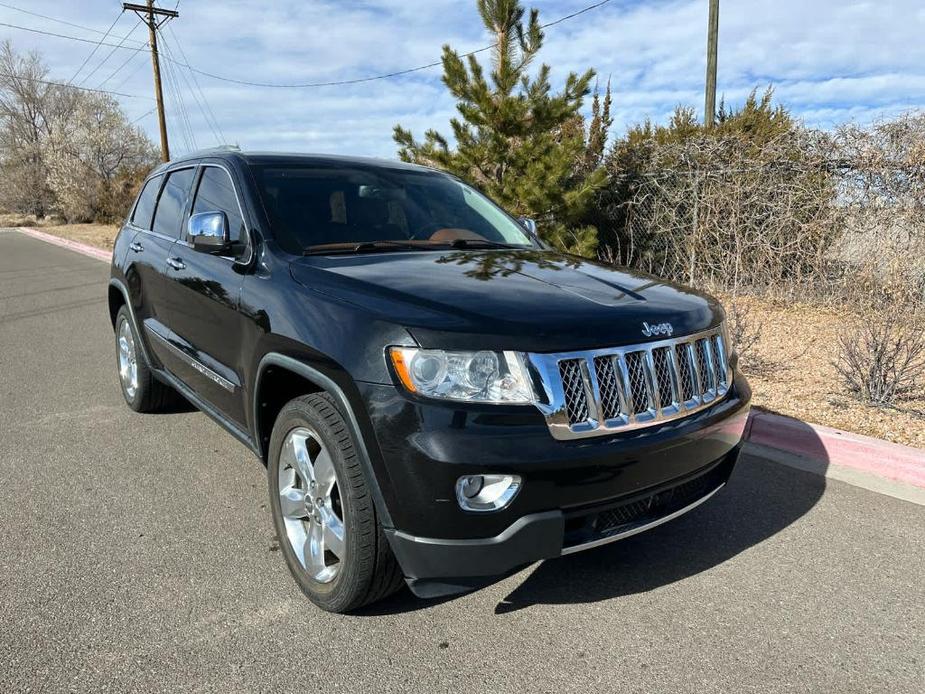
[249,164,537,254]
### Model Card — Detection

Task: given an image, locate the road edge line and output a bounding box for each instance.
[17,227,112,263]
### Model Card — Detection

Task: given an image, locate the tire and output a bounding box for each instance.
[114,305,179,413]
[267,393,404,613]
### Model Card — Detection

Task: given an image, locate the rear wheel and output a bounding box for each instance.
[114,305,179,412]
[267,393,403,612]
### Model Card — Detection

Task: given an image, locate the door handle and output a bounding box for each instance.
[166,257,186,271]
[129,241,144,253]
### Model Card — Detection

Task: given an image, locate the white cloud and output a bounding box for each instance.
[4,0,924,157]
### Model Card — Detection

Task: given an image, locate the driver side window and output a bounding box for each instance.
[192,167,245,242]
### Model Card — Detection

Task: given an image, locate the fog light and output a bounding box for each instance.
[455,474,521,512]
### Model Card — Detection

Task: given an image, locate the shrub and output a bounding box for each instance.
[834,314,925,405]
[727,300,763,367]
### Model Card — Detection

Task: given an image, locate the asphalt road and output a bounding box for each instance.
[1,231,923,694]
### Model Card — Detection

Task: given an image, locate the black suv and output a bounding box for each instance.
[109,150,751,613]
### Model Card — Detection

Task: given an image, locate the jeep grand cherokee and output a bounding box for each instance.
[108,151,751,613]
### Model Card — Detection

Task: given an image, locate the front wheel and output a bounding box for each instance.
[267,393,403,612]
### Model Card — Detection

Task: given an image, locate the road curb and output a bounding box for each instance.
[747,409,925,490]
[18,227,112,263]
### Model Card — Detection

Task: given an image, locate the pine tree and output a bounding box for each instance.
[393,0,608,256]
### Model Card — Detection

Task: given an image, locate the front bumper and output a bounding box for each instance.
[359,372,751,597]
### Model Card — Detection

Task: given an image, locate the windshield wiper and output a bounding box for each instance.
[303,238,526,255]
[303,240,424,255]
[446,239,522,250]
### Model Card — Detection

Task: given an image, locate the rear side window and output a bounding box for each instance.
[152,168,196,239]
[131,175,162,230]
[191,167,245,242]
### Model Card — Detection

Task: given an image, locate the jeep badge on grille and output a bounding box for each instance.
[642,321,674,337]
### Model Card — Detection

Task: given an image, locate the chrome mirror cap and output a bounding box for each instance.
[188,211,230,253]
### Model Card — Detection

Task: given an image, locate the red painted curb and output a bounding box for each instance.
[19,227,112,263]
[747,409,925,489]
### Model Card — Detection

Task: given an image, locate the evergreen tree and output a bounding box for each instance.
[393,0,608,256]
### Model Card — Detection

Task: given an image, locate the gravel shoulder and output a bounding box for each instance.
[730,294,925,449]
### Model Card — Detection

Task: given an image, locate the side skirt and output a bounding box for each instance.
[153,367,262,459]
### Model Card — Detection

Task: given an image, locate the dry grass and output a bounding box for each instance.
[31,223,119,250]
[0,214,118,250]
[725,294,925,449]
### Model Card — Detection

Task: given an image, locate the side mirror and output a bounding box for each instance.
[188,211,230,254]
[519,217,538,235]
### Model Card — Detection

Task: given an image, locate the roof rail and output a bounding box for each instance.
[181,144,242,158]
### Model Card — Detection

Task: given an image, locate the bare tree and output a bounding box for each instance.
[0,40,56,216]
[0,41,157,223]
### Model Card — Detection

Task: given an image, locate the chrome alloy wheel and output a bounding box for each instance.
[117,318,139,399]
[278,427,346,583]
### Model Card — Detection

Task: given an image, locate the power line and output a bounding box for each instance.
[0,20,143,52]
[164,24,225,143]
[2,0,616,90]
[67,13,124,84]
[0,71,153,100]
[96,42,149,89]
[131,106,157,123]
[111,54,149,91]
[159,0,615,89]
[158,27,220,144]
[77,19,144,86]
[158,29,195,151]
[541,0,614,28]
[0,1,145,45]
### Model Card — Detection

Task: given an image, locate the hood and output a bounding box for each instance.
[289,249,723,352]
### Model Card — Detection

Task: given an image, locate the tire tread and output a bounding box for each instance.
[271,392,403,612]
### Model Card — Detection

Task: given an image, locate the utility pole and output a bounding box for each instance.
[124,1,178,162]
[704,0,719,129]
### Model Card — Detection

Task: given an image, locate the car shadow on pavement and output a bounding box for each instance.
[357,418,828,617]
[494,427,828,613]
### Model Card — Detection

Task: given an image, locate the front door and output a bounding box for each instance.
[159,164,251,426]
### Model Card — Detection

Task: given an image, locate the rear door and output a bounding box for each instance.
[158,163,250,425]
[135,166,198,375]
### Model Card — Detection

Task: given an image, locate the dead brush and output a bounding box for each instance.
[727,301,762,365]
[834,314,925,405]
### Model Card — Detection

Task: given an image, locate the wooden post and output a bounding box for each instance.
[704,0,719,128]
[124,1,179,162]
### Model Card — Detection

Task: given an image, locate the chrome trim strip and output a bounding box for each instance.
[145,327,236,393]
[559,482,725,556]
[527,325,732,441]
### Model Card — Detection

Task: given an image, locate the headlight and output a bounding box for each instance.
[389,347,534,404]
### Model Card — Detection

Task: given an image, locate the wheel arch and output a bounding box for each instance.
[253,353,394,528]
[107,283,125,328]
[108,278,153,367]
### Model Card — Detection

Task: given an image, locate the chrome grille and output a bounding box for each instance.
[529,325,732,440]
[652,347,675,408]
[677,344,696,402]
[594,356,624,421]
[695,338,714,393]
[558,359,589,424]
[713,334,728,388]
[625,351,651,414]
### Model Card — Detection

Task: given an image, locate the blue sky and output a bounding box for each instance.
[4,0,924,158]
